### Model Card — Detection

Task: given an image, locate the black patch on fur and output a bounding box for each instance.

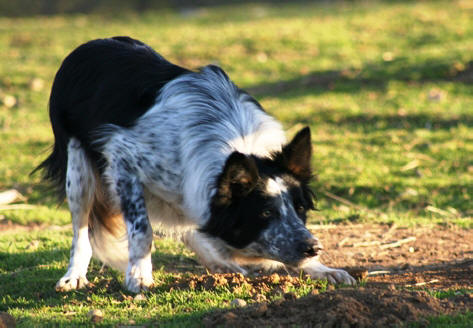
[33,36,190,198]
[273,127,313,183]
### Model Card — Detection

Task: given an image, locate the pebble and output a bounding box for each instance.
[134,293,146,301]
[2,95,16,108]
[30,78,44,91]
[255,303,268,313]
[310,289,319,295]
[87,309,103,323]
[230,298,247,307]
[223,312,237,321]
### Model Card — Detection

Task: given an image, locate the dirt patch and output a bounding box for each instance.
[203,288,473,328]
[313,223,472,272]
[199,224,473,327]
[0,218,70,233]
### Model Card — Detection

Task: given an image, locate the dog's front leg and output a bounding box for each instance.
[113,168,154,293]
[300,257,356,285]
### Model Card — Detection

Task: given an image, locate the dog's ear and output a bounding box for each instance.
[216,152,258,203]
[282,127,312,181]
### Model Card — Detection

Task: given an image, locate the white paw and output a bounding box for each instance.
[125,275,154,293]
[310,268,356,285]
[301,260,356,285]
[55,274,90,291]
[125,261,154,293]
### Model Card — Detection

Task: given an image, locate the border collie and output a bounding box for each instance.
[35,36,355,293]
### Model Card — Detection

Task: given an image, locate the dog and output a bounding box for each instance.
[35,36,355,293]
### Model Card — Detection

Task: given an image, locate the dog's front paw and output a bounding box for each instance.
[125,261,154,293]
[301,259,356,285]
[125,275,154,293]
[307,267,356,285]
[56,274,90,291]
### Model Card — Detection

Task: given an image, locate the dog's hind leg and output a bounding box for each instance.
[56,138,95,291]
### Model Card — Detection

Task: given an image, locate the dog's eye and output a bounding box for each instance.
[296,205,305,214]
[261,209,274,218]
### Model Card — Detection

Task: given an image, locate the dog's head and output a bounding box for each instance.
[202,127,321,266]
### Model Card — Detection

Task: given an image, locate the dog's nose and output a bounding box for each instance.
[298,238,323,257]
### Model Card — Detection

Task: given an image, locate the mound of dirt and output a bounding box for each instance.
[173,272,324,299]
[203,288,473,328]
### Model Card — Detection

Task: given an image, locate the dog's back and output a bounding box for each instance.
[35,36,189,198]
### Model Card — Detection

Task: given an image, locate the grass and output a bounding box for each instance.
[0,0,472,326]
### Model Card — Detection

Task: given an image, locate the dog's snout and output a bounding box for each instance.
[298,238,323,258]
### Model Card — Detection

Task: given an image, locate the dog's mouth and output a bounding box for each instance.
[233,238,323,267]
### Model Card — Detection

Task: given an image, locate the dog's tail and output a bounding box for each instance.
[88,184,129,272]
[31,98,70,200]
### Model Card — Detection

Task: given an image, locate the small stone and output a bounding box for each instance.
[253,293,267,302]
[382,52,394,62]
[409,247,415,253]
[255,303,268,313]
[310,289,319,295]
[230,298,247,307]
[2,95,16,108]
[223,312,237,321]
[30,78,44,91]
[87,309,103,323]
[134,293,146,301]
[0,312,16,328]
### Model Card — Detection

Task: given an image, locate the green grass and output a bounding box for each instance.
[1,0,472,326]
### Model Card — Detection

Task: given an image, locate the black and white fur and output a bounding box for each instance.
[35,37,355,293]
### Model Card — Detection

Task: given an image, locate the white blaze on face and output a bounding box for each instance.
[266,177,289,216]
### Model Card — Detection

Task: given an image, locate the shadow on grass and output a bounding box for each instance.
[247,58,473,100]
[287,111,473,132]
[314,183,473,218]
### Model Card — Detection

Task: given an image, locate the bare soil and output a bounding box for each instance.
[200,223,473,327]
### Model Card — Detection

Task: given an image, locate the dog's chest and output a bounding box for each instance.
[144,190,193,228]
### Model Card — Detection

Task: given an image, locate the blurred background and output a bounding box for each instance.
[0,0,472,226]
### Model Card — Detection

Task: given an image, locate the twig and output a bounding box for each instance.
[337,237,350,247]
[353,240,381,247]
[425,205,456,217]
[0,189,26,205]
[0,204,38,210]
[367,270,391,276]
[379,236,416,249]
[405,279,439,287]
[306,224,338,231]
[322,191,380,215]
[322,191,360,209]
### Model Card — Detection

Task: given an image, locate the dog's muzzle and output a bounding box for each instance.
[297,238,323,258]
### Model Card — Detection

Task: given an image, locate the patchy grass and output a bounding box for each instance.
[0,0,472,326]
